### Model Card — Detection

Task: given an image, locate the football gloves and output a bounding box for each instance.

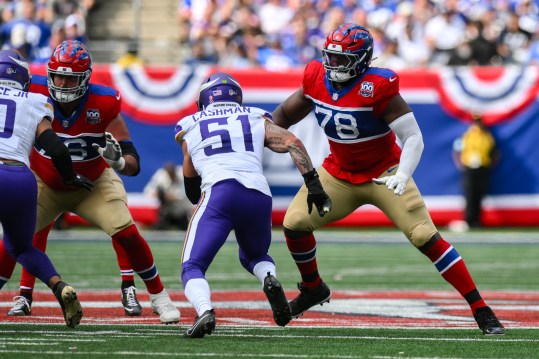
[64,174,94,192]
[372,172,409,196]
[92,132,126,171]
[303,170,332,217]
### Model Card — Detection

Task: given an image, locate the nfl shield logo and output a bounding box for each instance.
[359,81,374,97]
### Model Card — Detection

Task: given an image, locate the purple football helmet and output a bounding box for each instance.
[196,72,243,110]
[0,50,31,91]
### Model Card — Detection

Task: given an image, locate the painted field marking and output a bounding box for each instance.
[0,290,537,329]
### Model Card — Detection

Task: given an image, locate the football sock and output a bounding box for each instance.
[112,225,164,294]
[285,231,321,288]
[121,280,136,290]
[20,287,33,303]
[253,261,276,286]
[51,281,63,294]
[423,235,486,314]
[184,278,212,316]
[112,238,135,282]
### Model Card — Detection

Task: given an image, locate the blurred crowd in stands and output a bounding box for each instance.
[3,0,539,68]
[0,0,93,63]
[177,0,539,69]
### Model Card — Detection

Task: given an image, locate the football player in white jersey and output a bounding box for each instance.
[174,73,331,338]
[0,50,93,328]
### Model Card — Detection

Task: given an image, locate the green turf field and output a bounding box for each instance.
[0,228,538,358]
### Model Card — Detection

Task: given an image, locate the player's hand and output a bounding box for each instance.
[372,172,409,196]
[303,170,332,217]
[92,132,125,171]
[307,191,332,217]
[64,174,94,192]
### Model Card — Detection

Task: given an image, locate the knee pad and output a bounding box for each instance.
[410,220,438,248]
[283,208,317,232]
[110,207,133,231]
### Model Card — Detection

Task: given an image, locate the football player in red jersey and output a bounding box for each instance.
[0,40,180,324]
[272,24,505,335]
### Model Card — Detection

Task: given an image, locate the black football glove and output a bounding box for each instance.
[64,174,94,192]
[303,169,332,217]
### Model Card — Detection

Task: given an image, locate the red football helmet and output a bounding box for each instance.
[47,40,92,103]
[322,24,373,83]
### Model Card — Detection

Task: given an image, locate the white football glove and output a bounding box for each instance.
[372,172,409,196]
[92,132,125,171]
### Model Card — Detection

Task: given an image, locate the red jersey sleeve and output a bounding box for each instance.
[372,73,400,117]
[302,60,324,97]
[101,90,122,120]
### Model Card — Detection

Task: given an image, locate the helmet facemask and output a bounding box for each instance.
[47,68,91,103]
[322,49,368,83]
[47,40,92,103]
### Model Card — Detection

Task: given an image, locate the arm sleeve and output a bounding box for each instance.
[184,175,202,204]
[388,112,424,179]
[36,129,75,181]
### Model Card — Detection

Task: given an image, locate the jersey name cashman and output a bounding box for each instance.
[193,105,252,121]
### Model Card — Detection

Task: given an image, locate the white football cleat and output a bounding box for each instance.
[150,289,180,324]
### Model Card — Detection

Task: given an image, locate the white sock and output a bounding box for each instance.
[253,261,276,287]
[184,278,212,316]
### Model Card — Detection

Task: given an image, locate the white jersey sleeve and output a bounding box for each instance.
[175,104,272,196]
[0,87,53,166]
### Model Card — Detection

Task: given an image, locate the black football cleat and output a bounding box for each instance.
[474,306,505,335]
[183,309,216,338]
[121,286,142,316]
[289,280,331,318]
[263,272,291,327]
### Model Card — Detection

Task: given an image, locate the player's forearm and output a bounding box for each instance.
[265,123,314,175]
[117,154,139,176]
[37,129,76,181]
[389,112,424,179]
[398,134,423,178]
[287,138,315,175]
[118,141,141,176]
